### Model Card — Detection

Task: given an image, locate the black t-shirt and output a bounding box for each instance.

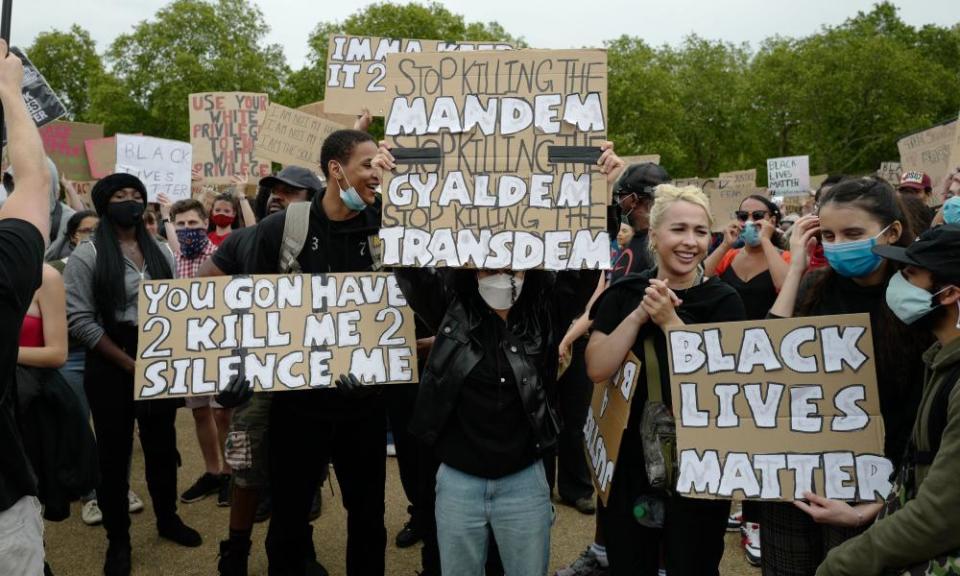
[720,266,778,321]
[211,226,257,275]
[0,219,44,511]
[610,232,654,281]
[434,313,537,479]
[590,269,745,503]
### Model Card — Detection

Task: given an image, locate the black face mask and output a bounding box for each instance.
[107,200,145,229]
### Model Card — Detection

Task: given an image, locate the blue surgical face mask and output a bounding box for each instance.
[822,224,891,278]
[885,270,953,325]
[739,221,761,247]
[335,162,367,212]
[943,196,960,225]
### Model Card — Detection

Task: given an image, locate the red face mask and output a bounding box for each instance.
[211,213,235,228]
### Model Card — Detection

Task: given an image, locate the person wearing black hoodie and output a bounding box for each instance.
[250,130,386,576]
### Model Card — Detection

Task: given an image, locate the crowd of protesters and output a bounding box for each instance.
[0,41,958,576]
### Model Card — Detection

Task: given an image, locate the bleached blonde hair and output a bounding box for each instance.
[647,185,713,259]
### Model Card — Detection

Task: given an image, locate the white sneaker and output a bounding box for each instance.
[727,509,743,531]
[128,490,144,513]
[741,522,762,566]
[81,499,102,525]
[386,442,397,457]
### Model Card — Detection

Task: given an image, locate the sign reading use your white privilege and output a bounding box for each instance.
[666,314,892,502]
[379,49,611,270]
[135,273,419,400]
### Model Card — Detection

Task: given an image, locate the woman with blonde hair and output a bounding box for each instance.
[586,185,746,575]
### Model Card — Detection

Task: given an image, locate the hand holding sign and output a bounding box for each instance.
[0,39,22,99]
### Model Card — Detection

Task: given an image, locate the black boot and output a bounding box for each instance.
[218,539,251,576]
[103,541,131,576]
[157,515,202,547]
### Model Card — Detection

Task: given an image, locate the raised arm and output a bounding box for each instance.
[231,174,257,227]
[0,41,51,241]
[703,221,740,277]
[770,215,819,318]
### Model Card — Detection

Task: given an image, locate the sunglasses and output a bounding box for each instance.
[735,210,769,222]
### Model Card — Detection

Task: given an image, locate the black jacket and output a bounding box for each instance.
[395,268,598,453]
[17,365,99,521]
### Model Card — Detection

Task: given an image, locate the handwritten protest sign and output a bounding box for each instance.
[947,112,960,190]
[379,49,610,270]
[666,313,891,502]
[876,161,902,188]
[256,103,344,169]
[584,352,640,505]
[767,156,810,196]
[621,154,661,166]
[298,100,355,129]
[703,169,758,231]
[325,35,513,115]
[38,121,103,181]
[189,92,271,184]
[135,273,418,400]
[70,180,97,210]
[5,47,66,142]
[115,134,192,202]
[897,120,956,196]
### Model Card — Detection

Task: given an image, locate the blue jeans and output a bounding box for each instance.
[436,460,553,576]
[61,346,96,502]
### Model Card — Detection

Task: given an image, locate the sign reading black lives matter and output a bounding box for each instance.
[134,273,419,400]
[379,49,611,270]
[666,314,892,502]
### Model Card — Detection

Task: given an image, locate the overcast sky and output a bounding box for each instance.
[10,0,956,68]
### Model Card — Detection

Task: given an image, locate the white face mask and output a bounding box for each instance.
[477,273,523,310]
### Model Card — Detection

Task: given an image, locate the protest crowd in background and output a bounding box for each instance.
[0,2,960,576]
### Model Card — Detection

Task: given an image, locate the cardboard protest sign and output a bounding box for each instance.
[621,154,661,166]
[947,112,960,191]
[297,100,355,129]
[135,273,419,400]
[379,49,610,271]
[703,169,758,231]
[673,177,705,188]
[189,92,271,184]
[256,103,344,169]
[666,313,891,502]
[85,136,118,179]
[9,47,66,134]
[115,134,192,202]
[70,180,97,210]
[325,35,513,115]
[767,156,810,196]
[38,121,103,181]
[876,161,902,188]
[584,353,640,505]
[897,120,956,196]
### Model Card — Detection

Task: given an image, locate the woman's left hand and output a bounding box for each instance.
[641,278,682,328]
[794,492,863,527]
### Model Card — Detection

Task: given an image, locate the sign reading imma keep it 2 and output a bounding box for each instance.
[379,49,610,271]
[135,273,419,400]
[666,314,892,502]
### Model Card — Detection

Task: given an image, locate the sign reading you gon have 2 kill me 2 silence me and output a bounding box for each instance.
[324,35,513,116]
[379,49,611,271]
[134,273,419,400]
[666,313,892,502]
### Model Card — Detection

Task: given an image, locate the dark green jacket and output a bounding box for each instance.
[818,336,960,576]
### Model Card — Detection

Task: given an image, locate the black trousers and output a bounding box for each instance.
[385,384,422,523]
[266,392,387,576]
[544,339,595,502]
[84,324,181,545]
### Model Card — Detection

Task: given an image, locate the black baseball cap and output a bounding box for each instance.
[259,165,324,194]
[873,224,960,283]
[614,162,671,199]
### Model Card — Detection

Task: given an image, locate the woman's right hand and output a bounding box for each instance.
[721,220,740,248]
[788,214,820,270]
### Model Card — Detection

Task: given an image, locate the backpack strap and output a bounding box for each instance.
[916,362,960,466]
[279,202,311,274]
[644,336,661,403]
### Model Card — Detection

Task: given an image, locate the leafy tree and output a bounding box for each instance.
[278,2,524,108]
[89,0,288,140]
[25,25,104,121]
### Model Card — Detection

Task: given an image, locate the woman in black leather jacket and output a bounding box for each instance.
[395,266,596,576]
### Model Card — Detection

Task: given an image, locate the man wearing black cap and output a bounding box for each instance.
[250,130,386,576]
[0,39,55,576]
[808,225,960,575]
[609,163,671,281]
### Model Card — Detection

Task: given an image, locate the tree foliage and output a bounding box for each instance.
[23,1,960,181]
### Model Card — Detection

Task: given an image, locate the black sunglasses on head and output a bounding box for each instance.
[735,210,769,222]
